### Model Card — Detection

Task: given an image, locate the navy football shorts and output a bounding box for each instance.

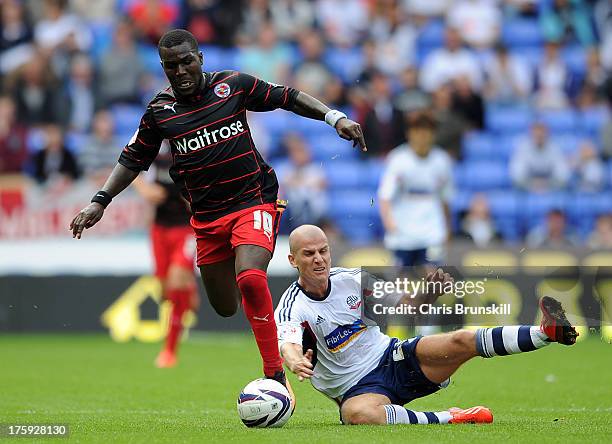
[341,337,448,407]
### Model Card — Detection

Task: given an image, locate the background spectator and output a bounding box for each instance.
[237,21,290,84]
[534,41,570,109]
[588,214,612,249]
[0,95,28,173]
[447,0,501,49]
[459,193,499,247]
[126,0,178,45]
[420,27,482,93]
[540,0,595,47]
[278,133,328,230]
[572,140,605,192]
[30,123,80,184]
[0,0,34,76]
[98,20,146,107]
[527,209,578,247]
[483,43,533,105]
[510,122,570,191]
[78,110,122,185]
[362,70,405,157]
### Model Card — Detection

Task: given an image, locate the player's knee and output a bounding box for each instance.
[341,406,379,425]
[450,329,476,354]
[212,304,237,317]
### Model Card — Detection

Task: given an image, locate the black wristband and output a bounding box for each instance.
[91,190,112,208]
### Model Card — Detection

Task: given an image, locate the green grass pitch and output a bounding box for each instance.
[0,333,610,443]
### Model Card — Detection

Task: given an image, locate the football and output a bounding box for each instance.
[237,378,293,428]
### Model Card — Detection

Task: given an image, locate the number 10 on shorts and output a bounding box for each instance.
[253,210,273,241]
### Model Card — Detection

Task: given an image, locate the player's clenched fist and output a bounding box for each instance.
[70,202,105,239]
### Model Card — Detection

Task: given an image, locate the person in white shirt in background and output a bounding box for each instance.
[378,110,453,267]
[484,43,533,105]
[510,121,570,191]
[446,0,501,49]
[419,27,483,93]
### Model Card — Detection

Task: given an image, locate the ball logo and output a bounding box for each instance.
[214,82,231,98]
[346,295,361,310]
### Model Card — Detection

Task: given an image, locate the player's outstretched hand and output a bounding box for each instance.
[70,202,105,239]
[289,349,314,382]
[425,267,454,302]
[335,118,367,152]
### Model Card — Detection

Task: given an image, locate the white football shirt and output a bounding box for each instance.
[377,144,453,251]
[275,268,392,400]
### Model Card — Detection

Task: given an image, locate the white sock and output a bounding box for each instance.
[384,405,452,424]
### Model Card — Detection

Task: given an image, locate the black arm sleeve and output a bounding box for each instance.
[239,72,299,112]
[117,106,163,172]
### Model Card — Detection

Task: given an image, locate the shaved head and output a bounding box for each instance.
[289,225,327,254]
[288,225,331,297]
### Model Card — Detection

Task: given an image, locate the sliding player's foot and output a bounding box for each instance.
[155,349,177,368]
[539,296,579,345]
[267,369,296,413]
[448,406,493,424]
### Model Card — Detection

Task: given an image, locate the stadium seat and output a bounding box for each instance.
[307,133,357,162]
[537,109,577,133]
[578,107,610,137]
[360,159,385,190]
[201,46,239,72]
[454,161,511,191]
[523,192,569,230]
[89,21,114,61]
[324,161,363,188]
[512,47,542,69]
[486,106,533,134]
[324,47,364,83]
[417,20,445,49]
[137,43,163,74]
[502,19,543,47]
[486,190,521,241]
[566,192,612,238]
[65,132,88,153]
[550,133,581,156]
[462,131,496,160]
[329,190,379,244]
[111,105,142,135]
[561,45,587,77]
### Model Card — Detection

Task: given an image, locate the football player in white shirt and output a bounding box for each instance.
[275,225,578,425]
[378,111,453,267]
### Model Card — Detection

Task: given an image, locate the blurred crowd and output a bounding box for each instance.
[1,0,612,248]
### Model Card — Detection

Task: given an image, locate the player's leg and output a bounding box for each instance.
[416,297,579,384]
[234,243,283,378]
[231,204,285,380]
[198,258,241,317]
[156,227,198,368]
[341,393,463,425]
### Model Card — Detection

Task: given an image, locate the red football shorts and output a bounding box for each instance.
[191,203,282,266]
[150,224,196,278]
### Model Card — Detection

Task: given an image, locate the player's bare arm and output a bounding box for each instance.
[70,163,139,239]
[289,91,367,151]
[280,342,314,381]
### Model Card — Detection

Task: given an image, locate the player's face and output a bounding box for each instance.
[159,42,204,97]
[290,240,331,283]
